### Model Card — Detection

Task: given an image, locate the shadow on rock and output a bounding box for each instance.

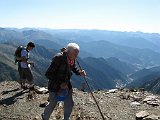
[1,88,19,95]
[0,90,28,106]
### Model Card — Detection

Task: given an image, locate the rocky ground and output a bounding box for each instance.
[0,81,160,120]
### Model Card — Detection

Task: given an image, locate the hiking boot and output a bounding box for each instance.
[22,85,29,90]
[29,85,35,91]
[39,101,49,108]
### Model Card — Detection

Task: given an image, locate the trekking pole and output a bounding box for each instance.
[76,59,111,120]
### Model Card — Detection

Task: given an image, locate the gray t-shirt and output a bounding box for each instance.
[20,49,29,68]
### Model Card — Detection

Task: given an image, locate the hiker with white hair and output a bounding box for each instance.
[42,43,86,120]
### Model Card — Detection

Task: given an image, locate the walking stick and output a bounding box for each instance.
[76,59,111,120]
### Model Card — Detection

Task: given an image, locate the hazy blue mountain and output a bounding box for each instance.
[2,28,160,69]
[116,37,160,52]
[141,77,160,94]
[134,32,160,47]
[0,43,19,68]
[149,66,160,72]
[126,48,160,67]
[0,28,26,44]
[0,61,18,82]
[0,43,23,83]
[41,29,94,42]
[106,57,137,75]
[22,30,54,40]
[72,58,115,90]
[0,28,63,50]
[21,29,93,57]
[78,40,160,68]
[22,30,63,50]
[129,68,155,80]
[42,29,133,43]
[127,66,160,93]
[83,57,127,87]
[79,40,134,58]
[127,68,160,88]
[5,28,160,52]
[42,29,160,52]
[33,39,62,50]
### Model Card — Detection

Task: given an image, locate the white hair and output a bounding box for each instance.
[66,43,80,52]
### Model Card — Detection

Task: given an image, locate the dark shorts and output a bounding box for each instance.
[20,68,33,82]
[18,67,26,79]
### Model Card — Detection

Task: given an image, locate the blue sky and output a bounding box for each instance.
[0,0,160,33]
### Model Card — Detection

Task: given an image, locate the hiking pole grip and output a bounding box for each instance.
[76,59,107,120]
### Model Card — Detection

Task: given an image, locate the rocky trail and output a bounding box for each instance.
[0,81,160,120]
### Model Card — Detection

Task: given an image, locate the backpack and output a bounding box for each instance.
[14,46,26,64]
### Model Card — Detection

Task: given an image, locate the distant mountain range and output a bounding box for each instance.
[141,77,160,94]
[1,27,160,93]
[127,66,160,94]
